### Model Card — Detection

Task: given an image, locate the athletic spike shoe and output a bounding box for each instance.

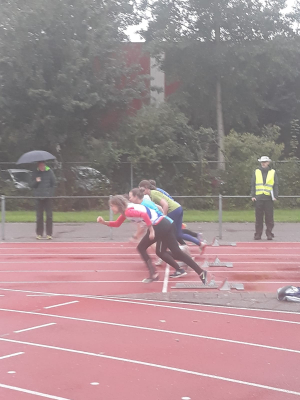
[142,273,159,284]
[197,232,203,241]
[199,270,207,285]
[169,269,188,279]
[199,241,207,255]
[155,258,163,266]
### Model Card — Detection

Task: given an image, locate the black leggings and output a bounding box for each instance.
[137,219,203,275]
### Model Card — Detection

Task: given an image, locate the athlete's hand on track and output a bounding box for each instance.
[97,216,105,224]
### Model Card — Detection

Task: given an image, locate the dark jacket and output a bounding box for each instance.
[250,165,278,200]
[30,166,56,198]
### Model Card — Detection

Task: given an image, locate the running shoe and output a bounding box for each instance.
[46,235,52,240]
[199,240,207,255]
[36,235,42,240]
[199,270,207,285]
[142,274,159,284]
[197,232,203,241]
[155,258,163,266]
[169,269,187,278]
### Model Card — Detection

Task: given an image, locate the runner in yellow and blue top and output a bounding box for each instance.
[139,180,206,254]
[149,179,203,243]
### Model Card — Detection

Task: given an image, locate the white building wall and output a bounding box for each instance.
[150,56,165,105]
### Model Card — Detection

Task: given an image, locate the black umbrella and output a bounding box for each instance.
[16,150,56,165]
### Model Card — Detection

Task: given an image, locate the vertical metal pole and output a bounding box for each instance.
[109,195,113,240]
[1,195,5,241]
[218,194,222,240]
[130,163,133,189]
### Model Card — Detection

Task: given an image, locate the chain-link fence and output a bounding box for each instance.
[1,194,300,241]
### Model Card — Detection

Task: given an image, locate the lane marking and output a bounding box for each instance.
[0,269,299,273]
[109,296,300,315]
[0,260,299,265]
[1,253,300,257]
[0,338,300,397]
[27,295,59,297]
[44,301,79,309]
[0,280,298,285]
[0,352,24,360]
[1,287,300,320]
[0,383,71,399]
[162,265,170,293]
[1,308,300,352]
[14,323,56,333]
[0,281,160,284]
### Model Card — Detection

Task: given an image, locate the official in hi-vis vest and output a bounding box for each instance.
[250,156,278,240]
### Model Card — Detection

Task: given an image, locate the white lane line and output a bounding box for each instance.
[44,301,79,309]
[0,338,300,397]
[14,323,56,333]
[0,269,299,273]
[27,295,59,297]
[0,280,298,284]
[0,281,159,284]
[1,287,300,320]
[1,252,300,257]
[0,260,299,265]
[1,308,300,352]
[109,296,300,316]
[162,265,170,293]
[0,270,143,273]
[0,352,24,360]
[0,383,71,399]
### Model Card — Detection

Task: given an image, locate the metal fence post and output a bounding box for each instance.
[109,194,113,240]
[130,163,133,189]
[219,194,223,240]
[1,195,5,241]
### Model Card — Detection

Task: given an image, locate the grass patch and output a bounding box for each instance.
[1,209,300,223]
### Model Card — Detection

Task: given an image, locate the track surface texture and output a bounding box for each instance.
[0,241,299,400]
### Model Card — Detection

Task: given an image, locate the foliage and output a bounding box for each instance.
[223,126,284,207]
[0,0,145,163]
[115,104,213,199]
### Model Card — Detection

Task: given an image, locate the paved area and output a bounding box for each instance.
[1,221,299,242]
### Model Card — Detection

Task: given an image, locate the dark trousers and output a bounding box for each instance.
[255,200,274,238]
[36,199,53,236]
[137,219,203,276]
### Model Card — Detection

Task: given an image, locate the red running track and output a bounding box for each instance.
[0,242,300,399]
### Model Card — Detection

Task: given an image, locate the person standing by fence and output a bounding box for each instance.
[30,161,56,240]
[251,156,278,240]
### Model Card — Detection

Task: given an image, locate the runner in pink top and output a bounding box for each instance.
[97,195,207,285]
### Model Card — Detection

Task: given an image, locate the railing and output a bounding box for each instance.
[1,194,300,241]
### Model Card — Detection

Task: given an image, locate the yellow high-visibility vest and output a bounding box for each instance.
[255,169,275,196]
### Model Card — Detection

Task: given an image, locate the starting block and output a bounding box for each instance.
[219,279,244,291]
[172,279,219,289]
[202,257,233,268]
[212,238,236,247]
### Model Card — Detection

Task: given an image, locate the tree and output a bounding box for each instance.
[0,0,145,162]
[139,0,295,170]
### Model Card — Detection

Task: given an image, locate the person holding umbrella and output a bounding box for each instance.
[17,151,56,240]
